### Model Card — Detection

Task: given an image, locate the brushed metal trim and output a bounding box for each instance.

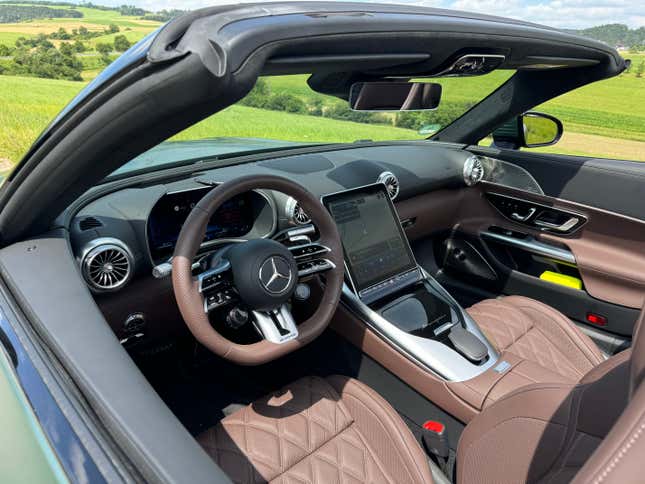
[341,275,499,382]
[481,230,576,264]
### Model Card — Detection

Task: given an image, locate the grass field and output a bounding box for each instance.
[0,3,644,172]
[0,4,160,48]
[0,75,416,172]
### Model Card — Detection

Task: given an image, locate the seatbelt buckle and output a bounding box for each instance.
[422,420,449,459]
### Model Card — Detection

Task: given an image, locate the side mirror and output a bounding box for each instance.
[349,82,442,111]
[492,112,563,149]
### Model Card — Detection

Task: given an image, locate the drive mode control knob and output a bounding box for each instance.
[226,307,249,329]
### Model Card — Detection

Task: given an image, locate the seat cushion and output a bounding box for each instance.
[198,375,433,484]
[467,296,605,381]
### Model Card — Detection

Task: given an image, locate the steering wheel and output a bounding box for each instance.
[172,175,344,365]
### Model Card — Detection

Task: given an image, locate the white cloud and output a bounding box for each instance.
[94,0,645,28]
[446,0,645,27]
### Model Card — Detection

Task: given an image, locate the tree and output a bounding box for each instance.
[113,35,131,52]
[53,27,70,40]
[78,26,89,38]
[10,45,83,81]
[72,40,86,53]
[636,61,644,79]
[0,44,12,57]
[263,93,306,113]
[107,24,120,34]
[95,42,112,65]
[59,42,73,57]
[95,43,112,55]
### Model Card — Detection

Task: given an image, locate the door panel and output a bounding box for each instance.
[397,178,644,339]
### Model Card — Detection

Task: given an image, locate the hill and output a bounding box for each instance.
[0,2,161,52]
[572,24,645,49]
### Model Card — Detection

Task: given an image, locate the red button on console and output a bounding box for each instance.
[423,420,445,434]
[586,313,607,326]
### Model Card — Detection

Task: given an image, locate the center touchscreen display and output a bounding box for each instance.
[323,184,417,292]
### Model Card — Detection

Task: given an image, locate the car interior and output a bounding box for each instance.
[0,3,644,483]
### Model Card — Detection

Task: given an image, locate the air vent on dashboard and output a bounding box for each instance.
[79,216,103,231]
[377,171,400,199]
[463,155,485,186]
[286,197,311,225]
[80,238,133,293]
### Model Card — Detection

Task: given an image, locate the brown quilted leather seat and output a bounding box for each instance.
[457,307,645,484]
[198,375,434,484]
[198,305,645,484]
[467,296,606,381]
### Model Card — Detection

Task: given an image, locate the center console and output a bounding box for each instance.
[323,184,499,382]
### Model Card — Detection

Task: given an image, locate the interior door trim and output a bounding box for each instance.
[481,181,645,225]
[481,230,576,264]
[485,191,587,235]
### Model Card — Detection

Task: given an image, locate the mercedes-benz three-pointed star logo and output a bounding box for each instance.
[259,256,293,294]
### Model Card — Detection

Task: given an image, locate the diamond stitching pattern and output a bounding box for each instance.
[199,377,356,483]
[275,425,391,484]
[468,300,587,380]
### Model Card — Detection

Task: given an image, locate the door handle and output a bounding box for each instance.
[534,216,579,232]
[510,207,536,222]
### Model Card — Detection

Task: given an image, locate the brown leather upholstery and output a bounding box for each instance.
[458,307,645,484]
[198,376,433,484]
[572,308,645,484]
[467,296,605,381]
[457,350,631,484]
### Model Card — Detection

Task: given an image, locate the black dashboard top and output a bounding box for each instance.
[68,142,478,276]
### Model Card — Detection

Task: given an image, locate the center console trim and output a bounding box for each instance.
[341,270,499,382]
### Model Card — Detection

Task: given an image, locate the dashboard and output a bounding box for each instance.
[67,142,541,294]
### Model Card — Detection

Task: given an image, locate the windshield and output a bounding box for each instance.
[114,71,514,178]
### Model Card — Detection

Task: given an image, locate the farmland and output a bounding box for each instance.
[0,3,644,175]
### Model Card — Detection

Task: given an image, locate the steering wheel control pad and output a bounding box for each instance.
[227,239,298,311]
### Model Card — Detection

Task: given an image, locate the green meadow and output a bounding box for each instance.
[0,3,644,173]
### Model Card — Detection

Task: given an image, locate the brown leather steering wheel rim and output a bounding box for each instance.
[172,175,344,365]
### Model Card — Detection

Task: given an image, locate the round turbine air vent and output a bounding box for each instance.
[463,155,485,186]
[286,197,311,225]
[377,171,400,200]
[80,238,133,292]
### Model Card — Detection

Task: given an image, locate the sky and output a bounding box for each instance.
[94,0,645,29]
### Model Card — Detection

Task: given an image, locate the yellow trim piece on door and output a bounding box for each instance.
[539,271,583,290]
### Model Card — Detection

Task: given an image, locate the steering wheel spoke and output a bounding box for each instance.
[198,259,232,293]
[198,259,238,313]
[251,305,299,344]
[297,258,336,277]
[286,241,336,278]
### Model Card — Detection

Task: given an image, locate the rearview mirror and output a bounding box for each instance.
[349,82,442,111]
[492,112,563,149]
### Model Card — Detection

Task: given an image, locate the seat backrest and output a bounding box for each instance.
[572,307,645,483]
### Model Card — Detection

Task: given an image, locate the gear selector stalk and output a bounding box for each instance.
[448,325,488,363]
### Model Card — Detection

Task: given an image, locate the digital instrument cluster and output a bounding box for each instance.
[147,187,257,262]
